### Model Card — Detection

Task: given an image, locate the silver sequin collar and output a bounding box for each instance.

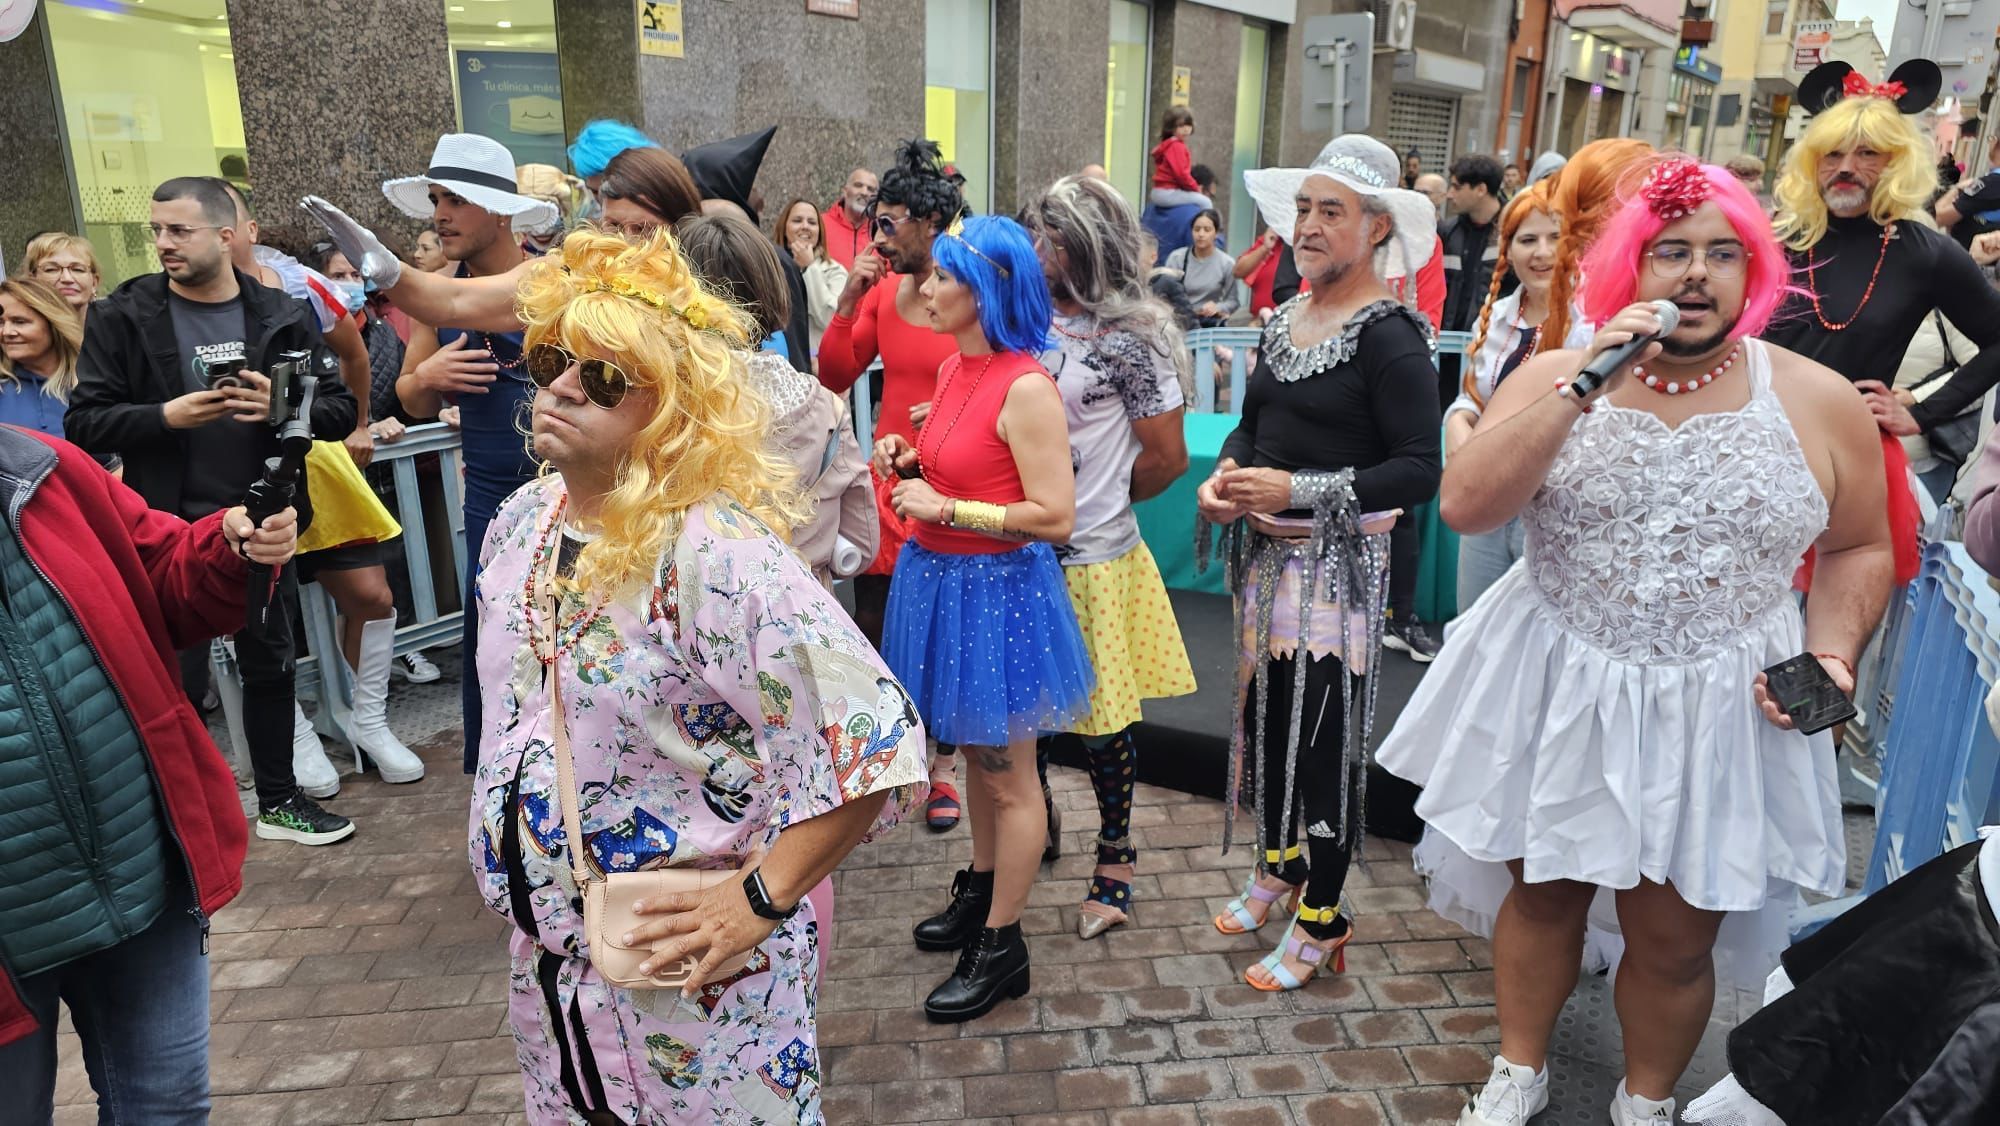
[1261,297,1434,383]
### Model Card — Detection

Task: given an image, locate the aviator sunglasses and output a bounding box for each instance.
[524,343,630,409]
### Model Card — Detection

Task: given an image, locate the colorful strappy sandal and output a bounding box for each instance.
[926,781,962,831]
[1212,846,1305,936]
[1078,835,1136,939]
[1245,905,1352,992]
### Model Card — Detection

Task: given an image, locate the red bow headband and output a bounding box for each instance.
[1842,71,1908,101]
[1640,158,1711,222]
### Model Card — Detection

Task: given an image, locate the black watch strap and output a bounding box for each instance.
[743,869,797,920]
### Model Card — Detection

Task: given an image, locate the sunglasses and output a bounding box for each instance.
[524,343,630,409]
[871,212,925,239]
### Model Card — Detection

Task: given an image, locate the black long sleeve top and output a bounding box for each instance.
[1763,214,2000,428]
[1219,303,1443,516]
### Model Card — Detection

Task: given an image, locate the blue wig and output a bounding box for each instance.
[930,215,1052,355]
[568,120,657,179]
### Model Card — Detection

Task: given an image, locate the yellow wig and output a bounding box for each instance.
[1774,95,1938,250]
[514,227,807,597]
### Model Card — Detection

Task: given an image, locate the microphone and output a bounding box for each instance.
[1568,299,1681,401]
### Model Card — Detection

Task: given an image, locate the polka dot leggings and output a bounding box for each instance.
[1081,729,1138,908]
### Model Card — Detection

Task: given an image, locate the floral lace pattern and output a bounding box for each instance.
[1524,340,1828,664]
[1262,297,1434,383]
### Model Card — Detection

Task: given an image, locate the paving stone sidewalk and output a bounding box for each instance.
[49,676,1768,1124]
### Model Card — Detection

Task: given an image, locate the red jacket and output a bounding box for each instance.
[822,203,872,272]
[1151,137,1201,193]
[0,430,250,1046]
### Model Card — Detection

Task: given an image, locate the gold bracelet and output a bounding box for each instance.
[949,499,1008,535]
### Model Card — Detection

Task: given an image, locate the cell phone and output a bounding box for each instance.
[204,356,247,390]
[1760,653,1857,735]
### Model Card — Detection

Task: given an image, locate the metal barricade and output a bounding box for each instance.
[210,424,469,767]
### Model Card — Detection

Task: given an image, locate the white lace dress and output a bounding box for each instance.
[1375,339,1847,988]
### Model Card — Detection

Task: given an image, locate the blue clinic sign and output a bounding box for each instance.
[453,50,566,169]
[1675,46,1723,85]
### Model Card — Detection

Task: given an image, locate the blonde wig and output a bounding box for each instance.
[0,277,84,401]
[1773,95,1937,250]
[514,227,807,597]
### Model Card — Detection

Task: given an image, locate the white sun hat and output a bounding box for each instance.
[1243,134,1436,283]
[381,133,560,230]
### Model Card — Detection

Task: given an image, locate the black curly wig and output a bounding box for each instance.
[876,138,968,232]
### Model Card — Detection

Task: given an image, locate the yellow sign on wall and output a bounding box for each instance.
[639,0,684,58]
[1172,66,1192,107]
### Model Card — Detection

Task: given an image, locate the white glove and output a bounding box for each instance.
[299,195,403,292]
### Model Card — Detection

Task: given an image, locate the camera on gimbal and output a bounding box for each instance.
[263,348,313,429]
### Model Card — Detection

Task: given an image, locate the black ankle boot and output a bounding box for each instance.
[924,922,1030,1023]
[913,867,993,951]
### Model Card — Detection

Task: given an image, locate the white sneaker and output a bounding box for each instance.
[292,703,341,799]
[391,650,442,684]
[1461,1055,1550,1126]
[1609,1081,1675,1125]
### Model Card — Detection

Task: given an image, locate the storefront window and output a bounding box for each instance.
[1105,0,1151,209]
[445,0,565,169]
[44,0,245,286]
[1228,24,1269,249]
[925,0,992,213]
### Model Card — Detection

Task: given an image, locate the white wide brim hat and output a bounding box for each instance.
[381,133,560,231]
[1243,141,1437,281]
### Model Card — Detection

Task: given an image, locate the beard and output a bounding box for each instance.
[1822,182,1869,215]
[1658,315,1738,360]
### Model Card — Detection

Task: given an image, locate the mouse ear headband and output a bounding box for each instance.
[1796,58,1941,116]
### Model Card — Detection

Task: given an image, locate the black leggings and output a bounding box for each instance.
[1248,652,1359,937]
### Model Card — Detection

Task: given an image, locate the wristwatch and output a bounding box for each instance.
[742,869,798,921]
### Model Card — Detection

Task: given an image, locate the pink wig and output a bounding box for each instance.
[1579,159,1790,340]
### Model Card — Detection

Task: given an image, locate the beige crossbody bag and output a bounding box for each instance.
[539,530,754,990]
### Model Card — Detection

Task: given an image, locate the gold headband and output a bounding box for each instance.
[562,268,713,330]
[943,215,1009,279]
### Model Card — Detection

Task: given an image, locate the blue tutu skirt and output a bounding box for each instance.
[883,541,1096,747]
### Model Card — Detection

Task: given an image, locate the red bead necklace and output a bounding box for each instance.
[1051,315,1113,341]
[520,498,598,668]
[1804,227,1893,332]
[1631,341,1741,396]
[917,352,998,474]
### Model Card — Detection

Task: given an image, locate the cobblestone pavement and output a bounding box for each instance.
[48,672,1817,1124]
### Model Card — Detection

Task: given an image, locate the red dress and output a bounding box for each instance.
[817,275,961,574]
[912,350,1046,556]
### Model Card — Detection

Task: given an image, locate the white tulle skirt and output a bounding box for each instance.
[1375,562,1848,990]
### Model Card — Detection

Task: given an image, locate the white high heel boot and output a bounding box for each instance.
[292,702,341,799]
[345,617,425,783]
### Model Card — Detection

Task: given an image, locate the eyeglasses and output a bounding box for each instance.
[525,343,630,409]
[871,212,924,239]
[147,223,224,244]
[36,263,94,278]
[1647,244,1748,280]
[599,218,661,242]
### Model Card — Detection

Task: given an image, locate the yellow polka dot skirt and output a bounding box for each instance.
[1060,542,1197,737]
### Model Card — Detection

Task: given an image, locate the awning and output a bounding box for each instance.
[1563,6,1678,51]
[1392,48,1485,96]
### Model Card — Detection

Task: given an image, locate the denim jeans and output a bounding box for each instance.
[0,884,210,1125]
[1457,516,1527,611]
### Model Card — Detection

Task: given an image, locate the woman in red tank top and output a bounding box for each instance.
[871,215,1096,1025]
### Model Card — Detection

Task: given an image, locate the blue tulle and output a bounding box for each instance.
[883,541,1096,747]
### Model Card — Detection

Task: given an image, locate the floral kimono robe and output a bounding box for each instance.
[469,480,926,1124]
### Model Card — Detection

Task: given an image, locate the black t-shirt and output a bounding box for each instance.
[1763,214,2000,428]
[1219,303,1442,514]
[1951,170,2000,247]
[168,291,268,520]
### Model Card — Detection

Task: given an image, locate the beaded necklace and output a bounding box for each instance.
[1051,314,1113,342]
[520,497,602,668]
[1631,341,1741,396]
[916,352,999,474]
[1804,227,1893,332]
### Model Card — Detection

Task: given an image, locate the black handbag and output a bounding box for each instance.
[1910,311,1984,467]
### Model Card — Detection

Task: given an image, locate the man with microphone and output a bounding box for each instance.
[1376,157,1893,1126]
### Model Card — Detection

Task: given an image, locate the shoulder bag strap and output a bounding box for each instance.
[1910,310,1962,393]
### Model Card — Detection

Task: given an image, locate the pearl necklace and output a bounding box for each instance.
[1631,341,1740,396]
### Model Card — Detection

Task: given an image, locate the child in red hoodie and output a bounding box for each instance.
[1150,106,1213,210]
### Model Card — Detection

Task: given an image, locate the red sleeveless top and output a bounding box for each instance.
[913,350,1051,555]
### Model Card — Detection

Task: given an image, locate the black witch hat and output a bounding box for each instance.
[1796,58,1942,116]
[682,126,777,225]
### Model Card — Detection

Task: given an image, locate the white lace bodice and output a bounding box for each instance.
[1523,339,1828,664]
